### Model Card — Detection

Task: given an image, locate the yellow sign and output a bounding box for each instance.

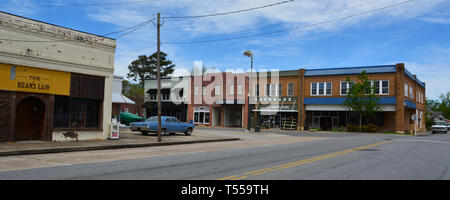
[0,63,71,95]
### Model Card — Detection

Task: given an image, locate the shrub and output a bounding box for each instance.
[346,124,359,132]
[361,123,379,133]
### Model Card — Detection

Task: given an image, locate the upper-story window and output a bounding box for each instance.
[409,85,414,99]
[229,84,234,95]
[255,84,259,96]
[340,81,355,95]
[311,82,331,96]
[264,83,281,96]
[237,85,243,95]
[404,83,408,97]
[214,85,221,95]
[194,86,199,96]
[288,83,294,96]
[370,80,389,95]
[278,83,283,96]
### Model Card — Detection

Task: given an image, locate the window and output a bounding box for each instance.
[288,83,294,96]
[340,81,355,95]
[70,100,85,128]
[326,82,332,95]
[381,80,389,94]
[404,83,408,97]
[341,82,347,95]
[85,100,100,128]
[230,84,234,95]
[193,106,210,124]
[162,89,170,100]
[53,96,69,127]
[368,80,389,95]
[214,85,221,95]
[373,80,380,94]
[54,96,101,129]
[311,82,317,95]
[278,83,283,96]
[311,82,331,96]
[409,85,414,99]
[238,85,243,95]
[194,86,199,95]
[318,82,324,95]
[271,83,277,97]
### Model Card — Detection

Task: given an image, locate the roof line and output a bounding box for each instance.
[0,11,115,41]
[305,64,396,71]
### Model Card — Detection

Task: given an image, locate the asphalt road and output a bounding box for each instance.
[0,130,449,180]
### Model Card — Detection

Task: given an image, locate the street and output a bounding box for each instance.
[0,129,449,180]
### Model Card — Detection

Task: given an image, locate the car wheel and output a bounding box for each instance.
[161,128,166,136]
[141,131,149,135]
[185,128,192,136]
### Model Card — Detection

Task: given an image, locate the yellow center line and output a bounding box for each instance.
[218,139,393,180]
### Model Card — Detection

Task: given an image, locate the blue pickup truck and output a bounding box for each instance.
[130,116,195,136]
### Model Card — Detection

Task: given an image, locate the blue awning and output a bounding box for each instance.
[404,100,417,109]
[304,97,396,105]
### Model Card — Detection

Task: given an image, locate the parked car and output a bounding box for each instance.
[130,116,195,136]
[431,121,447,134]
[447,121,450,131]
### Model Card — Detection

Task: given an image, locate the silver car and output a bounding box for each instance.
[432,121,447,134]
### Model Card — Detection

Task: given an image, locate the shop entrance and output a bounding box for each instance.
[15,97,45,140]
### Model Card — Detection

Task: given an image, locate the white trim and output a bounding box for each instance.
[311,82,332,96]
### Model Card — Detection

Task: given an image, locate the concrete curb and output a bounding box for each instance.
[0,137,240,157]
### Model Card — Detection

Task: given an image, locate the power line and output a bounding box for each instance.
[114,20,154,39]
[171,0,384,38]
[162,0,414,45]
[0,0,163,8]
[163,0,295,19]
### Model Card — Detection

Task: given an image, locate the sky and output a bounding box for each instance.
[0,0,449,99]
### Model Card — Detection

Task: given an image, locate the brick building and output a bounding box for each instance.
[143,63,425,134]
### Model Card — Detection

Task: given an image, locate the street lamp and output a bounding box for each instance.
[243,50,254,132]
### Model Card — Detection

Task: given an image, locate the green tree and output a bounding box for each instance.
[126,51,175,87]
[343,71,383,131]
[122,80,144,116]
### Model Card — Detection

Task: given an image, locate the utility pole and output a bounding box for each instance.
[157,13,162,142]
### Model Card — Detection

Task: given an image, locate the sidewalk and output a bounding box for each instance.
[196,126,431,137]
[0,129,239,157]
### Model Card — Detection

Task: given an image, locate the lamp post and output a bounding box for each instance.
[243,50,253,132]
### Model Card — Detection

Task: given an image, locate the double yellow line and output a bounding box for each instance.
[218,139,394,180]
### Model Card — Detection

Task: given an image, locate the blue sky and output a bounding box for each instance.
[1,0,449,99]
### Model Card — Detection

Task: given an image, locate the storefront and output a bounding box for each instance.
[0,11,116,141]
[251,97,298,130]
[193,106,210,125]
[0,63,106,142]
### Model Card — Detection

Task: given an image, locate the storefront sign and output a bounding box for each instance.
[254,103,298,112]
[0,63,71,95]
[250,96,297,104]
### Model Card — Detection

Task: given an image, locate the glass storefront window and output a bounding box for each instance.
[70,100,85,128]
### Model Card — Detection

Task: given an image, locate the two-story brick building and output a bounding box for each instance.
[299,64,425,133]
[143,63,425,134]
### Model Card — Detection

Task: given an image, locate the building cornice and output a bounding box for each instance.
[0,51,114,76]
[0,12,116,52]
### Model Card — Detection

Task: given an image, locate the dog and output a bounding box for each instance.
[63,131,78,142]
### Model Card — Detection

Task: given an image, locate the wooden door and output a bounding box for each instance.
[15,97,45,140]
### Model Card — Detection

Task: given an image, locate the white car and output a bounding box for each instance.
[432,121,447,134]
